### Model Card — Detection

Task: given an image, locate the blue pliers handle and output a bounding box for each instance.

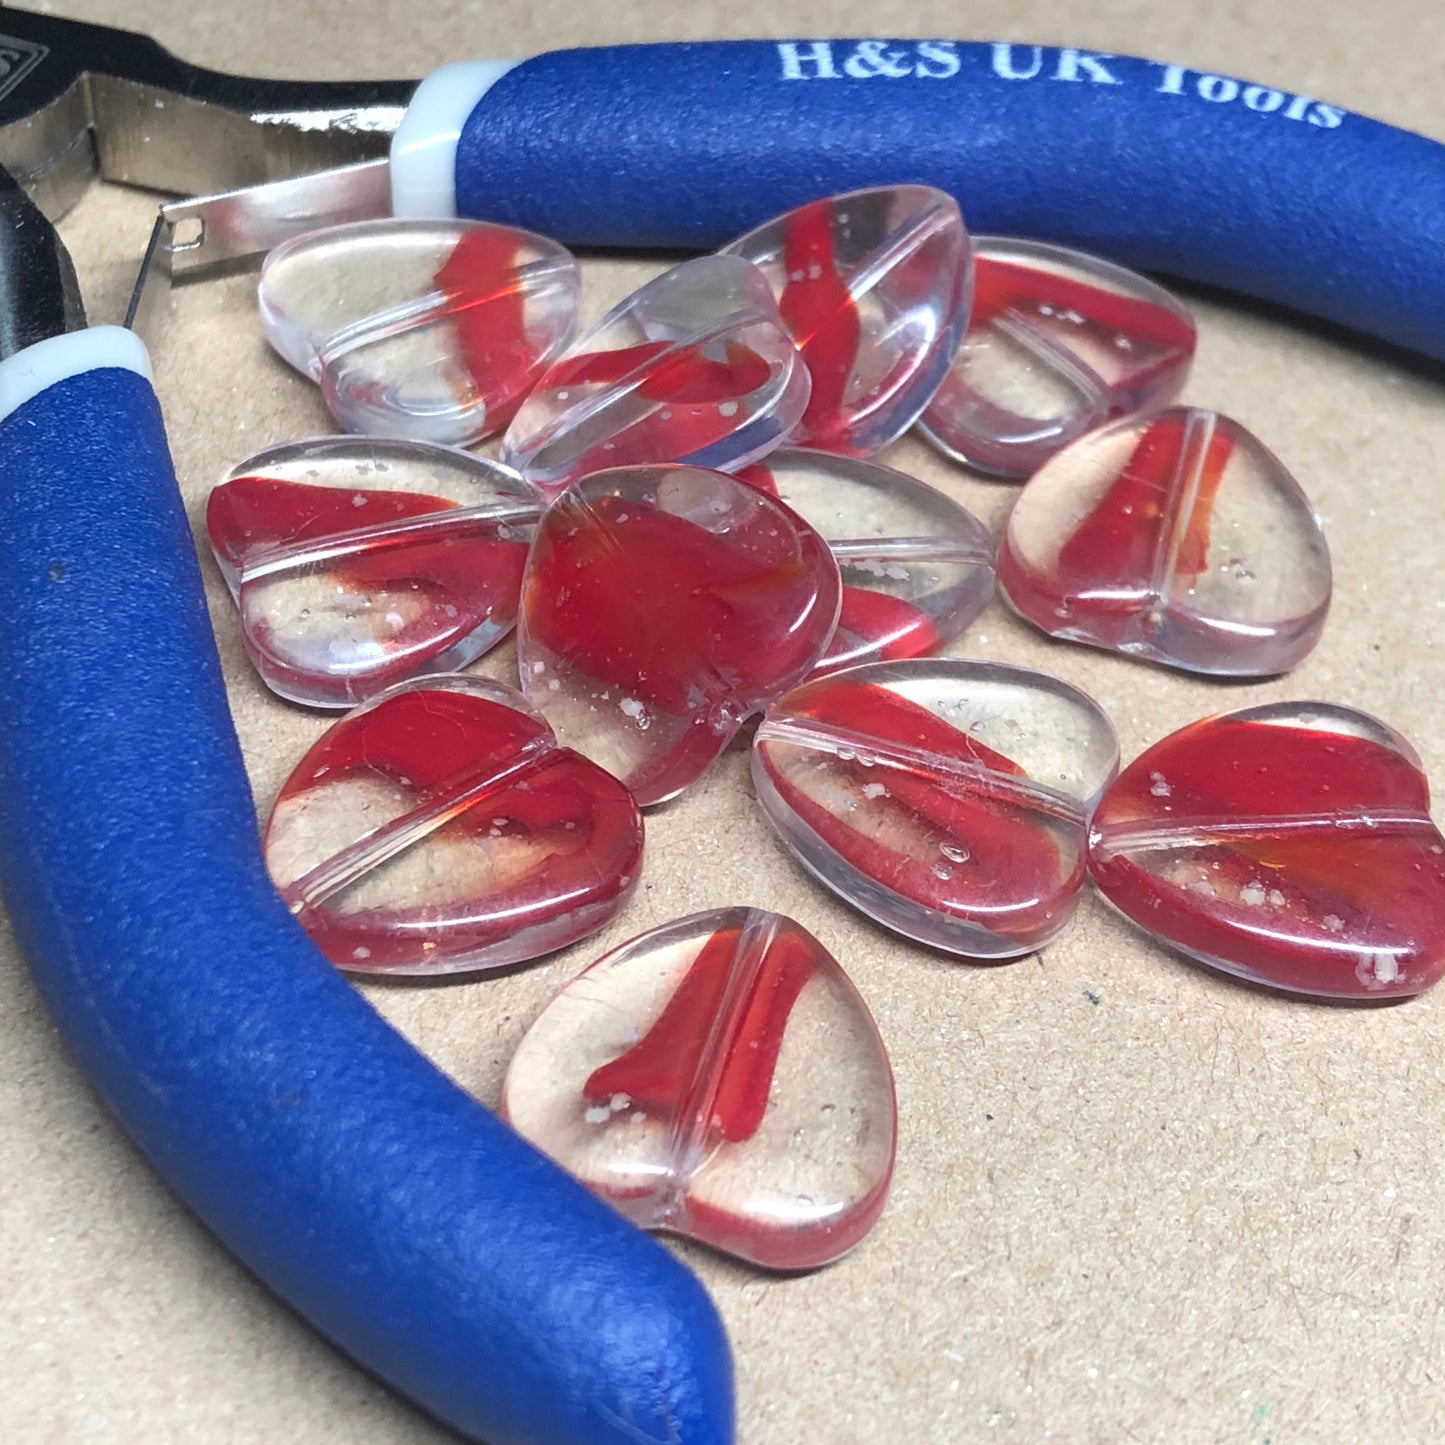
[3,14,1444,1445]
[0,330,733,1445]
[434,40,1445,362]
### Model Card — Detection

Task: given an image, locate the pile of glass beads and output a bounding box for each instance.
[214,183,1445,1270]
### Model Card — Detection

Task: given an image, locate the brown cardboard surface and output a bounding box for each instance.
[3,3,1445,1442]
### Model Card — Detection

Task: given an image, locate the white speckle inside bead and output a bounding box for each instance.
[619,697,650,729]
[1356,953,1402,990]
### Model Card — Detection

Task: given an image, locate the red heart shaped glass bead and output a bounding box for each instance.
[501,907,896,1270]
[753,661,1119,958]
[500,254,810,497]
[737,449,995,675]
[264,676,643,975]
[919,236,1197,478]
[517,465,842,806]
[208,438,542,708]
[258,218,580,445]
[1089,703,1445,1000]
[721,185,972,456]
[998,407,1331,675]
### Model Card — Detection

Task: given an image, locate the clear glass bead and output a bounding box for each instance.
[754,660,1119,957]
[264,676,643,974]
[208,436,542,707]
[259,218,579,445]
[502,907,896,1269]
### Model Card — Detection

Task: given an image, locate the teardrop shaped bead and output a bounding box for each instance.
[721,185,972,455]
[501,254,810,496]
[754,660,1118,958]
[517,464,841,805]
[264,676,644,974]
[502,907,896,1270]
[208,437,542,707]
[258,218,580,445]
[1089,703,1445,999]
[919,236,1196,478]
[998,407,1331,675]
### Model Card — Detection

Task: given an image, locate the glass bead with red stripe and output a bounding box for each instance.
[517,464,841,806]
[753,660,1118,958]
[998,407,1331,675]
[919,236,1196,478]
[502,907,896,1270]
[208,437,542,707]
[264,676,643,975]
[721,185,972,456]
[1089,704,1445,999]
[258,218,580,445]
[501,254,810,496]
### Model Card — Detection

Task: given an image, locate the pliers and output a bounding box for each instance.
[1,9,1443,1445]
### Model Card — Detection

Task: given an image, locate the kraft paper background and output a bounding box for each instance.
[4,2,1444,1442]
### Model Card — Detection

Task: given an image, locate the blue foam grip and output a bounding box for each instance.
[0,363,734,1445]
[456,39,1445,361]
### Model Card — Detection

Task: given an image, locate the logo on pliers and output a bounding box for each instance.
[0,36,47,104]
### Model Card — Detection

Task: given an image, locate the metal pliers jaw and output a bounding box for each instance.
[0,14,738,1445]
[0,6,410,342]
[0,163,82,358]
[0,7,410,226]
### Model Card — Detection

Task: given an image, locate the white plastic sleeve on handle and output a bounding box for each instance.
[0,326,153,426]
[389,60,521,219]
